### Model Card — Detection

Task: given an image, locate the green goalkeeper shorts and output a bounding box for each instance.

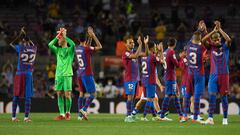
[55,76,72,91]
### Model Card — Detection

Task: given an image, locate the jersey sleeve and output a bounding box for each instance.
[66,37,75,54]
[48,38,58,54]
[170,51,179,67]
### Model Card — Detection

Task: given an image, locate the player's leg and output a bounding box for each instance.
[131,99,146,117]
[124,81,137,122]
[80,76,96,120]
[203,74,217,125]
[65,91,72,120]
[182,76,193,122]
[153,96,161,116]
[12,74,24,122]
[132,87,146,117]
[53,76,65,120]
[219,74,229,125]
[63,76,73,120]
[24,74,34,122]
[77,77,85,120]
[192,75,205,123]
[78,92,84,120]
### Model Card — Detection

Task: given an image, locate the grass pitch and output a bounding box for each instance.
[0,113,240,135]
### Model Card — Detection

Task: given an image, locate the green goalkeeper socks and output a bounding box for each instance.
[66,97,72,113]
[58,96,65,115]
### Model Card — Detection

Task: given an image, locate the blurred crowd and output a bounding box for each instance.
[0,0,240,99]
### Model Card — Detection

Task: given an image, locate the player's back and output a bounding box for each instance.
[209,43,229,75]
[187,41,205,75]
[141,54,157,85]
[122,50,138,82]
[16,45,37,73]
[75,45,95,76]
[163,48,178,81]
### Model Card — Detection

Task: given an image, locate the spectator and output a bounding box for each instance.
[46,58,56,86]
[2,61,14,95]
[48,0,60,18]
[0,31,7,54]
[103,79,118,98]
[155,21,167,42]
[0,74,10,97]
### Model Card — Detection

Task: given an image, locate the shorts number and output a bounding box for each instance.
[128,84,134,90]
[21,54,36,63]
[77,54,84,67]
[189,52,197,64]
[141,61,148,74]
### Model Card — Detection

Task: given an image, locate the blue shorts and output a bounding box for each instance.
[165,80,177,95]
[187,74,205,96]
[124,81,137,95]
[80,75,96,93]
[146,84,156,98]
[181,85,186,97]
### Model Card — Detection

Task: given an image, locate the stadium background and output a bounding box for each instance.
[0,0,240,114]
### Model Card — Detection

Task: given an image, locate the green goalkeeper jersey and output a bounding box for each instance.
[48,37,75,77]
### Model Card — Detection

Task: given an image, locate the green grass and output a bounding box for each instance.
[0,113,240,135]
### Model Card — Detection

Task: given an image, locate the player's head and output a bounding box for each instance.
[148,41,155,53]
[124,35,134,49]
[192,31,202,42]
[211,32,221,46]
[167,37,177,48]
[79,33,86,45]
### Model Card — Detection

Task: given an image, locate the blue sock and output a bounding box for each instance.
[174,96,183,117]
[83,95,94,111]
[208,94,216,118]
[160,96,170,118]
[143,101,151,117]
[183,93,191,117]
[126,100,132,116]
[12,96,19,118]
[150,102,156,117]
[78,97,84,116]
[193,94,201,120]
[221,95,228,118]
[24,97,31,118]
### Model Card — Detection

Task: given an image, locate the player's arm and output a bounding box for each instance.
[156,75,165,92]
[170,51,180,67]
[88,27,102,50]
[48,37,58,53]
[216,21,231,47]
[144,35,150,56]
[9,27,25,49]
[201,28,216,46]
[128,36,142,59]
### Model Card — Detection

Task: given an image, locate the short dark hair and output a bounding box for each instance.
[167,37,177,47]
[148,41,155,49]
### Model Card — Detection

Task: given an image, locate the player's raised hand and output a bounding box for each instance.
[137,36,142,46]
[156,42,163,52]
[214,20,221,30]
[88,26,96,38]
[20,27,26,35]
[143,35,149,45]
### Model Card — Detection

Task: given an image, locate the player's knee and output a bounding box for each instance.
[154,97,158,102]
